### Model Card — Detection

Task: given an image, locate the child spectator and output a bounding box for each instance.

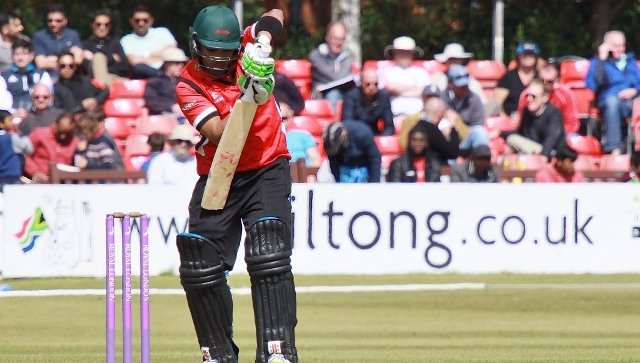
[140,132,166,172]
[387,122,441,182]
[0,109,33,186]
[144,48,187,117]
[73,109,122,170]
[535,143,584,183]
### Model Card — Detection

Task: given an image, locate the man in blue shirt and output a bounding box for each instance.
[32,4,83,76]
[586,30,640,154]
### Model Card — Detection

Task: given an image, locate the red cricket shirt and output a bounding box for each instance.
[176,24,290,176]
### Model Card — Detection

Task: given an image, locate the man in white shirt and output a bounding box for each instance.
[147,124,198,186]
[120,4,177,79]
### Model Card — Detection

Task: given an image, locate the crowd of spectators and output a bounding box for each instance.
[0,4,638,187]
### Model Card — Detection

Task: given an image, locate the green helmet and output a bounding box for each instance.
[190,5,241,78]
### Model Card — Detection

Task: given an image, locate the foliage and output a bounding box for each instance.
[3,0,640,63]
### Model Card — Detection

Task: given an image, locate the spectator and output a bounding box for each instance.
[54,52,109,113]
[518,62,580,134]
[431,43,487,103]
[32,4,83,75]
[24,111,79,183]
[586,30,640,154]
[273,70,305,118]
[323,120,381,183]
[444,64,490,151]
[144,48,187,117]
[120,4,178,79]
[18,83,64,136]
[450,144,498,183]
[0,38,53,115]
[0,109,33,186]
[73,109,123,170]
[83,9,130,87]
[341,68,394,135]
[380,36,431,118]
[284,115,321,168]
[308,21,355,111]
[503,79,565,159]
[146,124,198,186]
[399,96,459,163]
[495,41,539,119]
[0,12,26,72]
[535,143,584,182]
[140,132,165,172]
[387,122,441,182]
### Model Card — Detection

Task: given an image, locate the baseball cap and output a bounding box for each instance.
[471,144,492,158]
[422,84,441,98]
[447,64,470,87]
[516,41,540,56]
[191,5,241,50]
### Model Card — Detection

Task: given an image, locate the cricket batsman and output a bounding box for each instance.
[175,5,297,363]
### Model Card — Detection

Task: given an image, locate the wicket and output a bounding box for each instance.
[106,212,150,363]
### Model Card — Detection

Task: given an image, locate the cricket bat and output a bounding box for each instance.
[201,100,259,210]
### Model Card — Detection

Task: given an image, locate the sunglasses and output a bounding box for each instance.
[171,139,193,146]
[363,82,378,87]
[94,22,111,28]
[526,93,543,100]
[59,63,76,70]
[133,18,150,24]
[47,18,64,23]
[33,95,50,100]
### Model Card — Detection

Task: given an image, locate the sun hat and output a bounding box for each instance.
[162,48,189,63]
[384,36,424,59]
[434,43,473,63]
[169,124,198,143]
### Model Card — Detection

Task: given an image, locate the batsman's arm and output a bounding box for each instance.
[254,9,284,41]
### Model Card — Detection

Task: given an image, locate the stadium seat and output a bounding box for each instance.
[136,115,178,136]
[566,134,602,156]
[484,115,515,133]
[559,59,598,119]
[415,60,447,74]
[300,99,336,126]
[104,98,147,118]
[374,135,402,155]
[109,79,147,99]
[574,155,600,171]
[104,117,136,140]
[362,60,393,71]
[290,116,324,137]
[275,59,312,99]
[600,154,630,172]
[123,134,151,171]
[467,60,506,89]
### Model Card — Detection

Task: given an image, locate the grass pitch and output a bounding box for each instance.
[1,274,639,362]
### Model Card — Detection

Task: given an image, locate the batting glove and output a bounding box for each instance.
[238,74,274,105]
[241,35,274,79]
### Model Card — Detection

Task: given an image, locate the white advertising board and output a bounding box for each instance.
[2,183,640,277]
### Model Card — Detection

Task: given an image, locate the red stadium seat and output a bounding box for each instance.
[362,60,393,71]
[123,134,151,171]
[600,154,630,172]
[290,116,323,137]
[484,115,515,133]
[104,98,147,118]
[300,99,336,126]
[275,59,312,99]
[574,155,600,171]
[104,117,136,140]
[374,135,401,155]
[559,59,598,119]
[136,115,178,136]
[414,60,447,74]
[109,79,147,99]
[566,134,602,156]
[467,60,506,89]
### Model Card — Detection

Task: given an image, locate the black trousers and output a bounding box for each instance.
[188,157,292,269]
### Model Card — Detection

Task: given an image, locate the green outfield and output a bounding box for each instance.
[1,274,640,362]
